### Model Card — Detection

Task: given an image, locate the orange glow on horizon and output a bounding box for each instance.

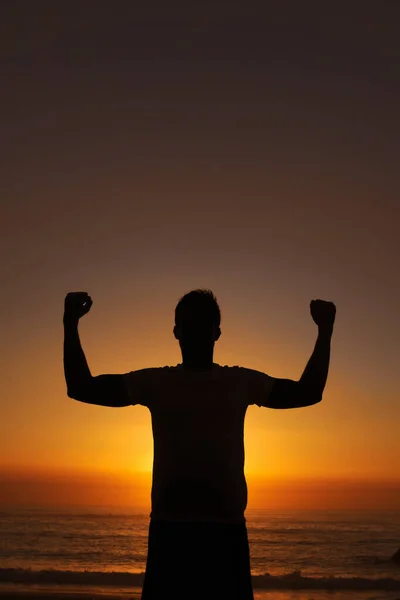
[1,464,399,511]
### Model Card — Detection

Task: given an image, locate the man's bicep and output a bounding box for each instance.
[70,374,131,407]
[263,378,300,409]
[243,368,303,409]
[261,378,321,409]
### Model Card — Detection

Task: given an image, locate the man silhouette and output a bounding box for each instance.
[63,288,336,599]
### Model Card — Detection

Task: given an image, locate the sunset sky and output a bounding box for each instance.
[1,2,399,511]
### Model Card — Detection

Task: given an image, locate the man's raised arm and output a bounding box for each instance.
[266,299,336,409]
[63,292,130,407]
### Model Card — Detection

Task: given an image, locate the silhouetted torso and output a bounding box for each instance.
[123,363,274,524]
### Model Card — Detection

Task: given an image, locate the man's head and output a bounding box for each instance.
[173,289,221,350]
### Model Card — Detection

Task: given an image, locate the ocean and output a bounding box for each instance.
[1,507,399,600]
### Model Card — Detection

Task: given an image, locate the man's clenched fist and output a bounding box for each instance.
[64,292,93,325]
[310,299,336,332]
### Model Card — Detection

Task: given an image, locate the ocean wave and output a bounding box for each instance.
[1,568,400,590]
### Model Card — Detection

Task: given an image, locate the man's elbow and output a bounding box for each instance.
[67,382,94,403]
[67,389,89,402]
[298,382,323,407]
[304,394,322,407]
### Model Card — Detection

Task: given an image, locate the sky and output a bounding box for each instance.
[1,1,399,511]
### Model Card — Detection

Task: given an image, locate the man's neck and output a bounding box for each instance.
[181,353,215,371]
[180,342,215,370]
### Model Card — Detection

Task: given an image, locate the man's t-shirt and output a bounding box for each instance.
[122,363,275,524]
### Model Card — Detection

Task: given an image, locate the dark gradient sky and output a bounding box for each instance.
[1,2,399,507]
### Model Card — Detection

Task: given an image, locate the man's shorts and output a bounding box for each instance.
[141,519,254,600]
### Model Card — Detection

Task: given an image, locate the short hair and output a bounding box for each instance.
[175,289,221,327]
